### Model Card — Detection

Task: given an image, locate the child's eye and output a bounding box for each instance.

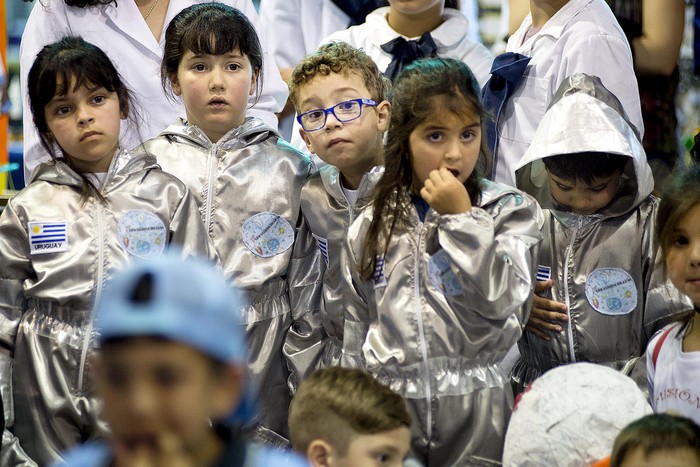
[105,367,128,388]
[154,369,181,388]
[226,63,241,71]
[91,95,106,104]
[305,110,325,121]
[192,63,207,71]
[376,453,392,464]
[428,132,443,142]
[555,183,572,192]
[55,106,72,116]
[671,235,689,247]
[461,130,476,141]
[589,185,608,193]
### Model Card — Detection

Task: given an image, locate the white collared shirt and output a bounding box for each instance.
[20,0,288,183]
[495,0,643,186]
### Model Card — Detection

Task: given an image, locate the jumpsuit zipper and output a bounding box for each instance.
[78,203,105,391]
[413,225,433,440]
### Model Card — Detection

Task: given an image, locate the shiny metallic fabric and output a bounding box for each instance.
[340,180,543,466]
[512,73,690,392]
[0,149,214,466]
[141,118,323,440]
[300,165,383,369]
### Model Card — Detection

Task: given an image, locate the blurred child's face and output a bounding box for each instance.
[95,338,242,464]
[409,107,481,192]
[665,202,700,306]
[44,77,124,173]
[332,427,411,467]
[298,71,390,189]
[619,446,700,467]
[171,47,256,143]
[546,171,622,215]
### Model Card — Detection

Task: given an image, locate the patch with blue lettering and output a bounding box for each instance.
[585,268,637,316]
[428,250,463,296]
[242,212,294,258]
[29,221,68,254]
[118,210,166,259]
[312,234,329,266]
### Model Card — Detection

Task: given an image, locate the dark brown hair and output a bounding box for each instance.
[656,163,700,337]
[161,3,263,103]
[288,367,411,455]
[610,414,700,467]
[359,57,489,279]
[288,41,389,111]
[27,36,133,203]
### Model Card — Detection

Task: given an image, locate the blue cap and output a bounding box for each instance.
[96,253,247,365]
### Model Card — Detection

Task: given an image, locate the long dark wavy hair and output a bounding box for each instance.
[27,36,134,203]
[359,57,491,279]
[656,163,700,338]
[161,3,264,104]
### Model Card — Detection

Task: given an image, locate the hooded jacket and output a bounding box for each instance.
[0,149,213,466]
[141,117,323,441]
[340,179,543,466]
[512,73,688,391]
[300,164,383,369]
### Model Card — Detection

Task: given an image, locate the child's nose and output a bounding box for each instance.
[209,69,225,91]
[76,105,94,125]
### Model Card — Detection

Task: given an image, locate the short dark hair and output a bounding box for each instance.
[543,152,629,185]
[610,414,700,467]
[289,368,411,455]
[289,42,389,111]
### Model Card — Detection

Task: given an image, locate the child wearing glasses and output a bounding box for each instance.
[137,4,324,445]
[288,42,391,370]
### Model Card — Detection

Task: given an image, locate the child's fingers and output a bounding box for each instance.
[525,322,551,341]
[529,310,564,332]
[534,279,553,293]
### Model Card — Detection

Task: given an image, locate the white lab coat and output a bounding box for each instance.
[19,0,288,183]
[493,0,643,186]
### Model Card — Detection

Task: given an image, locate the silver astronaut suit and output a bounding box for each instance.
[0,149,213,466]
[141,117,323,442]
[511,73,689,392]
[340,179,543,466]
[300,165,383,369]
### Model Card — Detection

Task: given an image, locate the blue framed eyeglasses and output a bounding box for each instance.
[297,98,378,132]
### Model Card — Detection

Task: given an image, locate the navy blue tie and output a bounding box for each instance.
[381,32,438,82]
[481,52,531,179]
[330,0,388,26]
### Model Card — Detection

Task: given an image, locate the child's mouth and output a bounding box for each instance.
[447,169,460,178]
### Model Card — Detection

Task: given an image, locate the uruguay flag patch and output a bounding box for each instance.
[28,221,68,254]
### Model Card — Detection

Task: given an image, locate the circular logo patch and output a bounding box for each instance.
[117,210,166,259]
[584,268,637,316]
[242,212,294,258]
[428,250,463,296]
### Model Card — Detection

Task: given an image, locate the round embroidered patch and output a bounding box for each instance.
[117,210,166,259]
[242,212,294,258]
[584,268,637,316]
[428,250,463,296]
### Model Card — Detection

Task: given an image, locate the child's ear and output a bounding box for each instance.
[170,75,182,97]
[299,127,317,155]
[375,100,391,132]
[307,440,333,467]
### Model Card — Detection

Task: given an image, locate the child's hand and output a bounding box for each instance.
[420,168,472,215]
[526,280,569,341]
[113,431,195,467]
